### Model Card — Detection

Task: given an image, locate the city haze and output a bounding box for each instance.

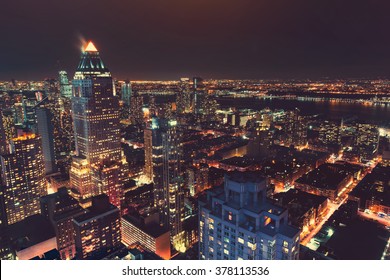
[1,0,390,80]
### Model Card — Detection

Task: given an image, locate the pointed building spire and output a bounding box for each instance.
[84,41,98,52]
[76,40,109,75]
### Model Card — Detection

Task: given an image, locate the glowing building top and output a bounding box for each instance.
[84,41,98,52]
[74,41,110,78]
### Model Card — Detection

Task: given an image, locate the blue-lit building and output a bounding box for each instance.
[199,172,300,260]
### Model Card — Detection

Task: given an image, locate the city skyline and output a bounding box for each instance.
[1,2,390,262]
[2,0,390,80]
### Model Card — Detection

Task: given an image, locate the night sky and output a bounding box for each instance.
[1,0,390,80]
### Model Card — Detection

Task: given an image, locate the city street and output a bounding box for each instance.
[358,211,390,227]
[301,197,347,246]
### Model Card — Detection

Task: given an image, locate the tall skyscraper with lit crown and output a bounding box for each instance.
[70,42,124,209]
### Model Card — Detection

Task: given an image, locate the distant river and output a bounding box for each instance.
[217,97,390,126]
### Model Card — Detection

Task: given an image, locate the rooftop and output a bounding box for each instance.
[226,170,266,184]
[122,214,168,238]
[295,163,352,190]
[7,215,55,251]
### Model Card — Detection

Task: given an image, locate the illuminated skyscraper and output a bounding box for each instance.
[70,42,124,206]
[355,123,379,161]
[59,71,72,99]
[144,126,153,181]
[70,156,92,199]
[121,80,132,106]
[73,194,121,259]
[40,187,86,260]
[71,41,121,164]
[0,109,15,154]
[91,160,123,210]
[199,172,300,260]
[319,120,341,148]
[130,93,144,125]
[248,114,273,158]
[36,107,57,174]
[177,78,191,114]
[285,109,307,147]
[150,117,185,250]
[0,133,47,225]
[193,77,203,114]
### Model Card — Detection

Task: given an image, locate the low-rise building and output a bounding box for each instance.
[273,189,328,238]
[121,212,171,260]
[295,163,354,201]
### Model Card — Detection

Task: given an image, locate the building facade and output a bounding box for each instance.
[150,117,185,250]
[199,172,300,260]
[70,42,125,206]
[0,133,47,225]
[73,195,121,259]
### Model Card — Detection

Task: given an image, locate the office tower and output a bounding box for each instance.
[186,168,196,196]
[0,109,15,154]
[148,95,157,117]
[293,118,307,147]
[150,117,185,250]
[156,102,174,119]
[176,78,191,114]
[121,80,132,106]
[70,41,124,205]
[14,103,24,125]
[144,126,153,181]
[120,80,132,120]
[44,78,57,95]
[179,78,192,113]
[121,212,171,260]
[71,41,121,165]
[0,133,47,225]
[70,156,91,199]
[22,97,40,130]
[130,93,144,125]
[355,123,380,161]
[0,187,13,259]
[36,107,57,174]
[59,71,72,99]
[40,187,86,260]
[202,98,219,122]
[197,164,209,191]
[91,160,123,210]
[73,194,121,259]
[248,118,273,158]
[186,164,209,197]
[176,91,186,115]
[261,111,273,128]
[57,98,74,173]
[199,172,300,260]
[193,77,203,114]
[285,109,307,147]
[319,120,341,148]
